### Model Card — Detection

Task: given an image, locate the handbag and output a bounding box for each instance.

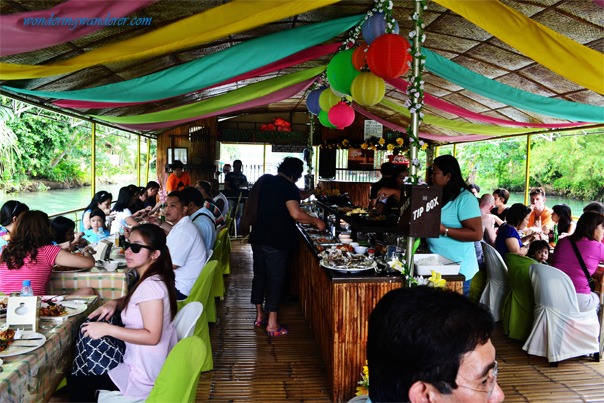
[569,240,595,292]
[71,314,126,376]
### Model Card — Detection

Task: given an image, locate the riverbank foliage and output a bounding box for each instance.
[0,99,155,192]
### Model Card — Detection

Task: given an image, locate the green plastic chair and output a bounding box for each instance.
[217,226,232,275]
[503,253,535,341]
[177,260,218,371]
[147,336,206,402]
[211,239,225,300]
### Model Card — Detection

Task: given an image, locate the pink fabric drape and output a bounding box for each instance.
[352,104,494,143]
[116,77,317,131]
[1,0,156,56]
[53,42,340,109]
[387,79,586,129]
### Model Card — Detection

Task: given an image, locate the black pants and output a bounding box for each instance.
[250,244,288,312]
[67,373,118,402]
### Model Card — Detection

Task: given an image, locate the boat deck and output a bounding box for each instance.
[198,241,604,402]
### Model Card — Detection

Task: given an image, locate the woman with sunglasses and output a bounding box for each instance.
[0,200,29,248]
[70,224,178,402]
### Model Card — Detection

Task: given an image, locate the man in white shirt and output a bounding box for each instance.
[153,191,207,300]
[182,187,216,251]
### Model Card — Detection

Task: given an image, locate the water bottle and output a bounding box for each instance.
[20,280,34,296]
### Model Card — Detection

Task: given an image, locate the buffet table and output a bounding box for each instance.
[292,226,464,402]
[0,296,99,402]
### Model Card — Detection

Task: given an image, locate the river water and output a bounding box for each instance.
[1,185,596,218]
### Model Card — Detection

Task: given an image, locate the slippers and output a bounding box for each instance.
[267,326,289,337]
[253,319,268,327]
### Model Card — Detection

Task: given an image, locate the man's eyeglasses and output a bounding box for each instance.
[457,361,498,398]
[530,188,545,196]
[124,241,154,254]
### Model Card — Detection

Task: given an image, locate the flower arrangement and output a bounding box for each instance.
[356,361,370,396]
[318,133,409,152]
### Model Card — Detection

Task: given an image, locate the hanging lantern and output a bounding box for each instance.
[318,110,336,129]
[319,87,341,112]
[366,33,411,79]
[328,101,355,130]
[352,42,369,71]
[326,48,360,96]
[351,72,385,106]
[362,12,400,45]
[306,87,324,115]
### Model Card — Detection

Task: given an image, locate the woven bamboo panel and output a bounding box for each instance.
[318,181,372,207]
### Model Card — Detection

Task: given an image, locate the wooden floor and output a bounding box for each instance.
[198,241,604,402]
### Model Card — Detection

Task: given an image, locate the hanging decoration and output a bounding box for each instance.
[351,42,369,71]
[326,48,360,96]
[260,117,292,132]
[318,110,336,129]
[328,101,356,129]
[351,72,385,106]
[306,86,325,115]
[366,33,411,79]
[361,11,400,44]
[319,87,342,112]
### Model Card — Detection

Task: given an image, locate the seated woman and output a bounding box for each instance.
[491,188,510,226]
[68,224,178,401]
[552,211,604,312]
[81,191,112,231]
[0,210,95,295]
[526,239,550,264]
[494,203,537,257]
[111,186,149,234]
[0,200,29,248]
[83,209,111,244]
[551,203,576,240]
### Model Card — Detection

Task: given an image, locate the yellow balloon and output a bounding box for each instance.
[319,88,341,112]
[351,72,385,106]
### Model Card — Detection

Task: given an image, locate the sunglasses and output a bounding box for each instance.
[124,241,154,254]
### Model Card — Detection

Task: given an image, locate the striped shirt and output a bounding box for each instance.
[0,244,61,295]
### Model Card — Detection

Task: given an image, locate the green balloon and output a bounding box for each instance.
[327,48,361,96]
[319,110,336,128]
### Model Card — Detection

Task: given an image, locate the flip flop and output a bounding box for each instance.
[267,326,289,337]
[253,319,268,327]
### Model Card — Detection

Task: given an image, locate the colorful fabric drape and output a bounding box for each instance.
[424,48,604,123]
[90,66,326,124]
[353,104,494,143]
[0,1,157,57]
[116,78,318,131]
[434,0,604,95]
[380,99,542,136]
[4,15,361,102]
[387,79,587,129]
[0,0,342,80]
[53,43,341,109]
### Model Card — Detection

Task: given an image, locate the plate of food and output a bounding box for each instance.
[319,247,376,273]
[0,329,46,357]
[39,302,87,319]
[53,266,90,273]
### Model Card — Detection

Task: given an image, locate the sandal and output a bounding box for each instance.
[267,326,289,337]
[253,319,268,327]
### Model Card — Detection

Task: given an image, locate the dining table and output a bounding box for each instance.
[49,268,130,303]
[0,295,99,402]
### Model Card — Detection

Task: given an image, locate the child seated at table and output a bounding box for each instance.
[51,216,85,251]
[527,240,549,264]
[83,209,111,244]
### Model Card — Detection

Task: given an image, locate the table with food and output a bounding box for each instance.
[50,244,131,302]
[0,295,99,401]
[292,195,464,402]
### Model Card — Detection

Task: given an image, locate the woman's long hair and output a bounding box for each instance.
[112,186,134,213]
[569,212,604,242]
[122,224,177,319]
[552,204,573,234]
[1,210,53,270]
[84,191,112,212]
[0,200,29,227]
[433,155,470,204]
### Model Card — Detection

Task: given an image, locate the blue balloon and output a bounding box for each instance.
[362,12,400,45]
[306,87,325,115]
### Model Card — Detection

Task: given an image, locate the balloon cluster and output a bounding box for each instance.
[260,117,292,132]
[307,12,411,130]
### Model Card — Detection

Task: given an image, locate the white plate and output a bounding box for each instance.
[0,331,46,357]
[52,266,90,273]
[40,303,87,319]
[320,259,376,274]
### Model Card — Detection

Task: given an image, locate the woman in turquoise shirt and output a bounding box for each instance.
[426,155,482,295]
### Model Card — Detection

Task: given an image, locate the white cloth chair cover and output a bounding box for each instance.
[523,263,600,363]
[204,249,213,266]
[479,242,509,322]
[174,301,204,340]
[98,390,142,403]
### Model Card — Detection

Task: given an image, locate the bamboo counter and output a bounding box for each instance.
[292,226,464,402]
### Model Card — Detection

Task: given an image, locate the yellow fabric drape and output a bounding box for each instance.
[0,0,341,80]
[434,0,604,95]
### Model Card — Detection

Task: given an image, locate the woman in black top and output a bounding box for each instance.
[491,188,510,226]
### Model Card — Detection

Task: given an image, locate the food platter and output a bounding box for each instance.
[0,331,47,357]
[320,260,376,273]
[319,247,377,274]
[39,302,87,319]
